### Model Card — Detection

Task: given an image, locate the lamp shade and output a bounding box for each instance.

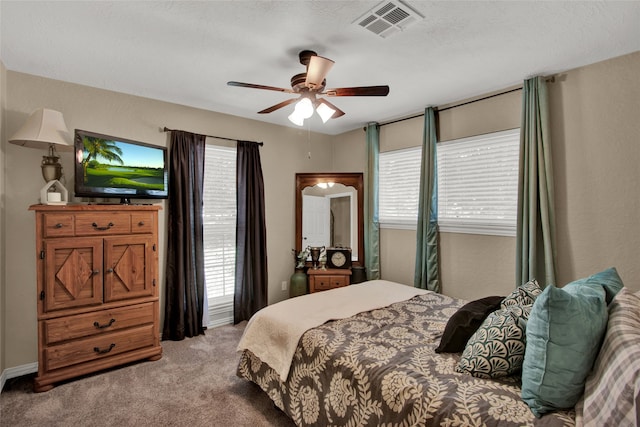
[288,111,305,126]
[305,55,334,89]
[295,98,314,119]
[9,108,72,151]
[316,102,337,123]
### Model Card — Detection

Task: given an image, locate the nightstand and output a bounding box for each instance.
[308,268,352,293]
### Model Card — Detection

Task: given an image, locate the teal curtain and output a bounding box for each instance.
[414,107,440,292]
[516,76,557,287]
[364,122,380,280]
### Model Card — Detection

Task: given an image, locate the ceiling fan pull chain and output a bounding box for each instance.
[307,122,312,159]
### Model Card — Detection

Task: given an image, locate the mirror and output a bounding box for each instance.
[296,172,364,266]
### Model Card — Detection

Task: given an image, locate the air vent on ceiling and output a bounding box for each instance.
[354,0,423,38]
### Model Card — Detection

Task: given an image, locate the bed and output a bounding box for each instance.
[236,279,638,426]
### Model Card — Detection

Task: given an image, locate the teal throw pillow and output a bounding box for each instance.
[521,281,608,417]
[578,267,624,304]
[501,279,542,309]
[456,304,531,379]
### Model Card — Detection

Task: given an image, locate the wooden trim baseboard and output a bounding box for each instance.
[0,362,38,393]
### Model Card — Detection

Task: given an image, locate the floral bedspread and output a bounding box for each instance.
[237,291,575,427]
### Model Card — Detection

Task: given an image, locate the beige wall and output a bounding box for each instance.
[334,52,640,300]
[550,51,640,289]
[1,60,6,376]
[3,71,333,368]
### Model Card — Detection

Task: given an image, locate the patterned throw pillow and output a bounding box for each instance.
[456,304,531,379]
[501,279,542,309]
[580,287,639,426]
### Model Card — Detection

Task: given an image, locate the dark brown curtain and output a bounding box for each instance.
[163,130,206,340]
[234,140,268,324]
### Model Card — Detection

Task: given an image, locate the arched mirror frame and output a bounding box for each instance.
[295,172,364,267]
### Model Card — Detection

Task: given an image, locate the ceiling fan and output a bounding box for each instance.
[227,50,390,125]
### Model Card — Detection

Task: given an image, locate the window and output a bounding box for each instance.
[378,146,421,228]
[203,144,236,327]
[437,129,519,235]
[379,129,520,236]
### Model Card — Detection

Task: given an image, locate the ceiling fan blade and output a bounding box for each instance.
[305,55,334,89]
[227,81,294,94]
[323,85,390,97]
[317,98,345,119]
[257,98,298,114]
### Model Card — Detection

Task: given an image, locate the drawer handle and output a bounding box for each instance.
[93,343,116,355]
[138,221,145,226]
[92,222,114,231]
[54,223,63,229]
[93,319,116,329]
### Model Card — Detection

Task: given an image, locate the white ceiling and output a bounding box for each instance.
[2,1,639,136]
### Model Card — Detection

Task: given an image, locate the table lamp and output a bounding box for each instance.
[9,108,73,203]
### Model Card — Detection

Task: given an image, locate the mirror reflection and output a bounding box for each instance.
[302,183,358,260]
[295,172,364,267]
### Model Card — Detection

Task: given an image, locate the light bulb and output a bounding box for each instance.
[316,102,336,123]
[295,98,314,119]
[288,111,304,126]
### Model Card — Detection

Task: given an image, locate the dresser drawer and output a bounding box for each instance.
[45,324,156,371]
[44,303,155,345]
[75,213,131,235]
[131,212,154,234]
[312,275,349,292]
[43,214,75,237]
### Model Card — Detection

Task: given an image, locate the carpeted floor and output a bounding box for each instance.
[0,323,295,427]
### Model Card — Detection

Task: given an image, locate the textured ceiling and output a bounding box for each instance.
[2,1,639,135]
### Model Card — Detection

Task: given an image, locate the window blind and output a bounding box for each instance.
[203,144,236,307]
[437,129,520,236]
[379,146,421,228]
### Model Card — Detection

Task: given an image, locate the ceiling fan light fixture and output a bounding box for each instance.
[228,50,388,124]
[316,102,336,123]
[288,111,305,126]
[305,55,335,88]
[295,97,314,119]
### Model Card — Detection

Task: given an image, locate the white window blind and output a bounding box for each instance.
[437,129,520,236]
[203,144,236,316]
[379,146,421,228]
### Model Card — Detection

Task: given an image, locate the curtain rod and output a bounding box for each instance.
[378,87,523,128]
[162,127,263,146]
[376,76,556,129]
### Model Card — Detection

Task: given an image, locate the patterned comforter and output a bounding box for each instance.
[237,289,575,426]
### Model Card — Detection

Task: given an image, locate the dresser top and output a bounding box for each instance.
[307,268,352,276]
[29,203,162,212]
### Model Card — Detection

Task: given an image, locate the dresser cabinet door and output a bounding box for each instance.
[103,235,154,302]
[44,237,103,312]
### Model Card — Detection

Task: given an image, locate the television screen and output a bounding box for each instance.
[74,129,168,203]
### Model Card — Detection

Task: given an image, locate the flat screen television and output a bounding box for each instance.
[74,129,169,204]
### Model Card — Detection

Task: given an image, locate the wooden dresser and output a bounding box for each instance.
[308,268,352,293]
[29,204,162,392]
